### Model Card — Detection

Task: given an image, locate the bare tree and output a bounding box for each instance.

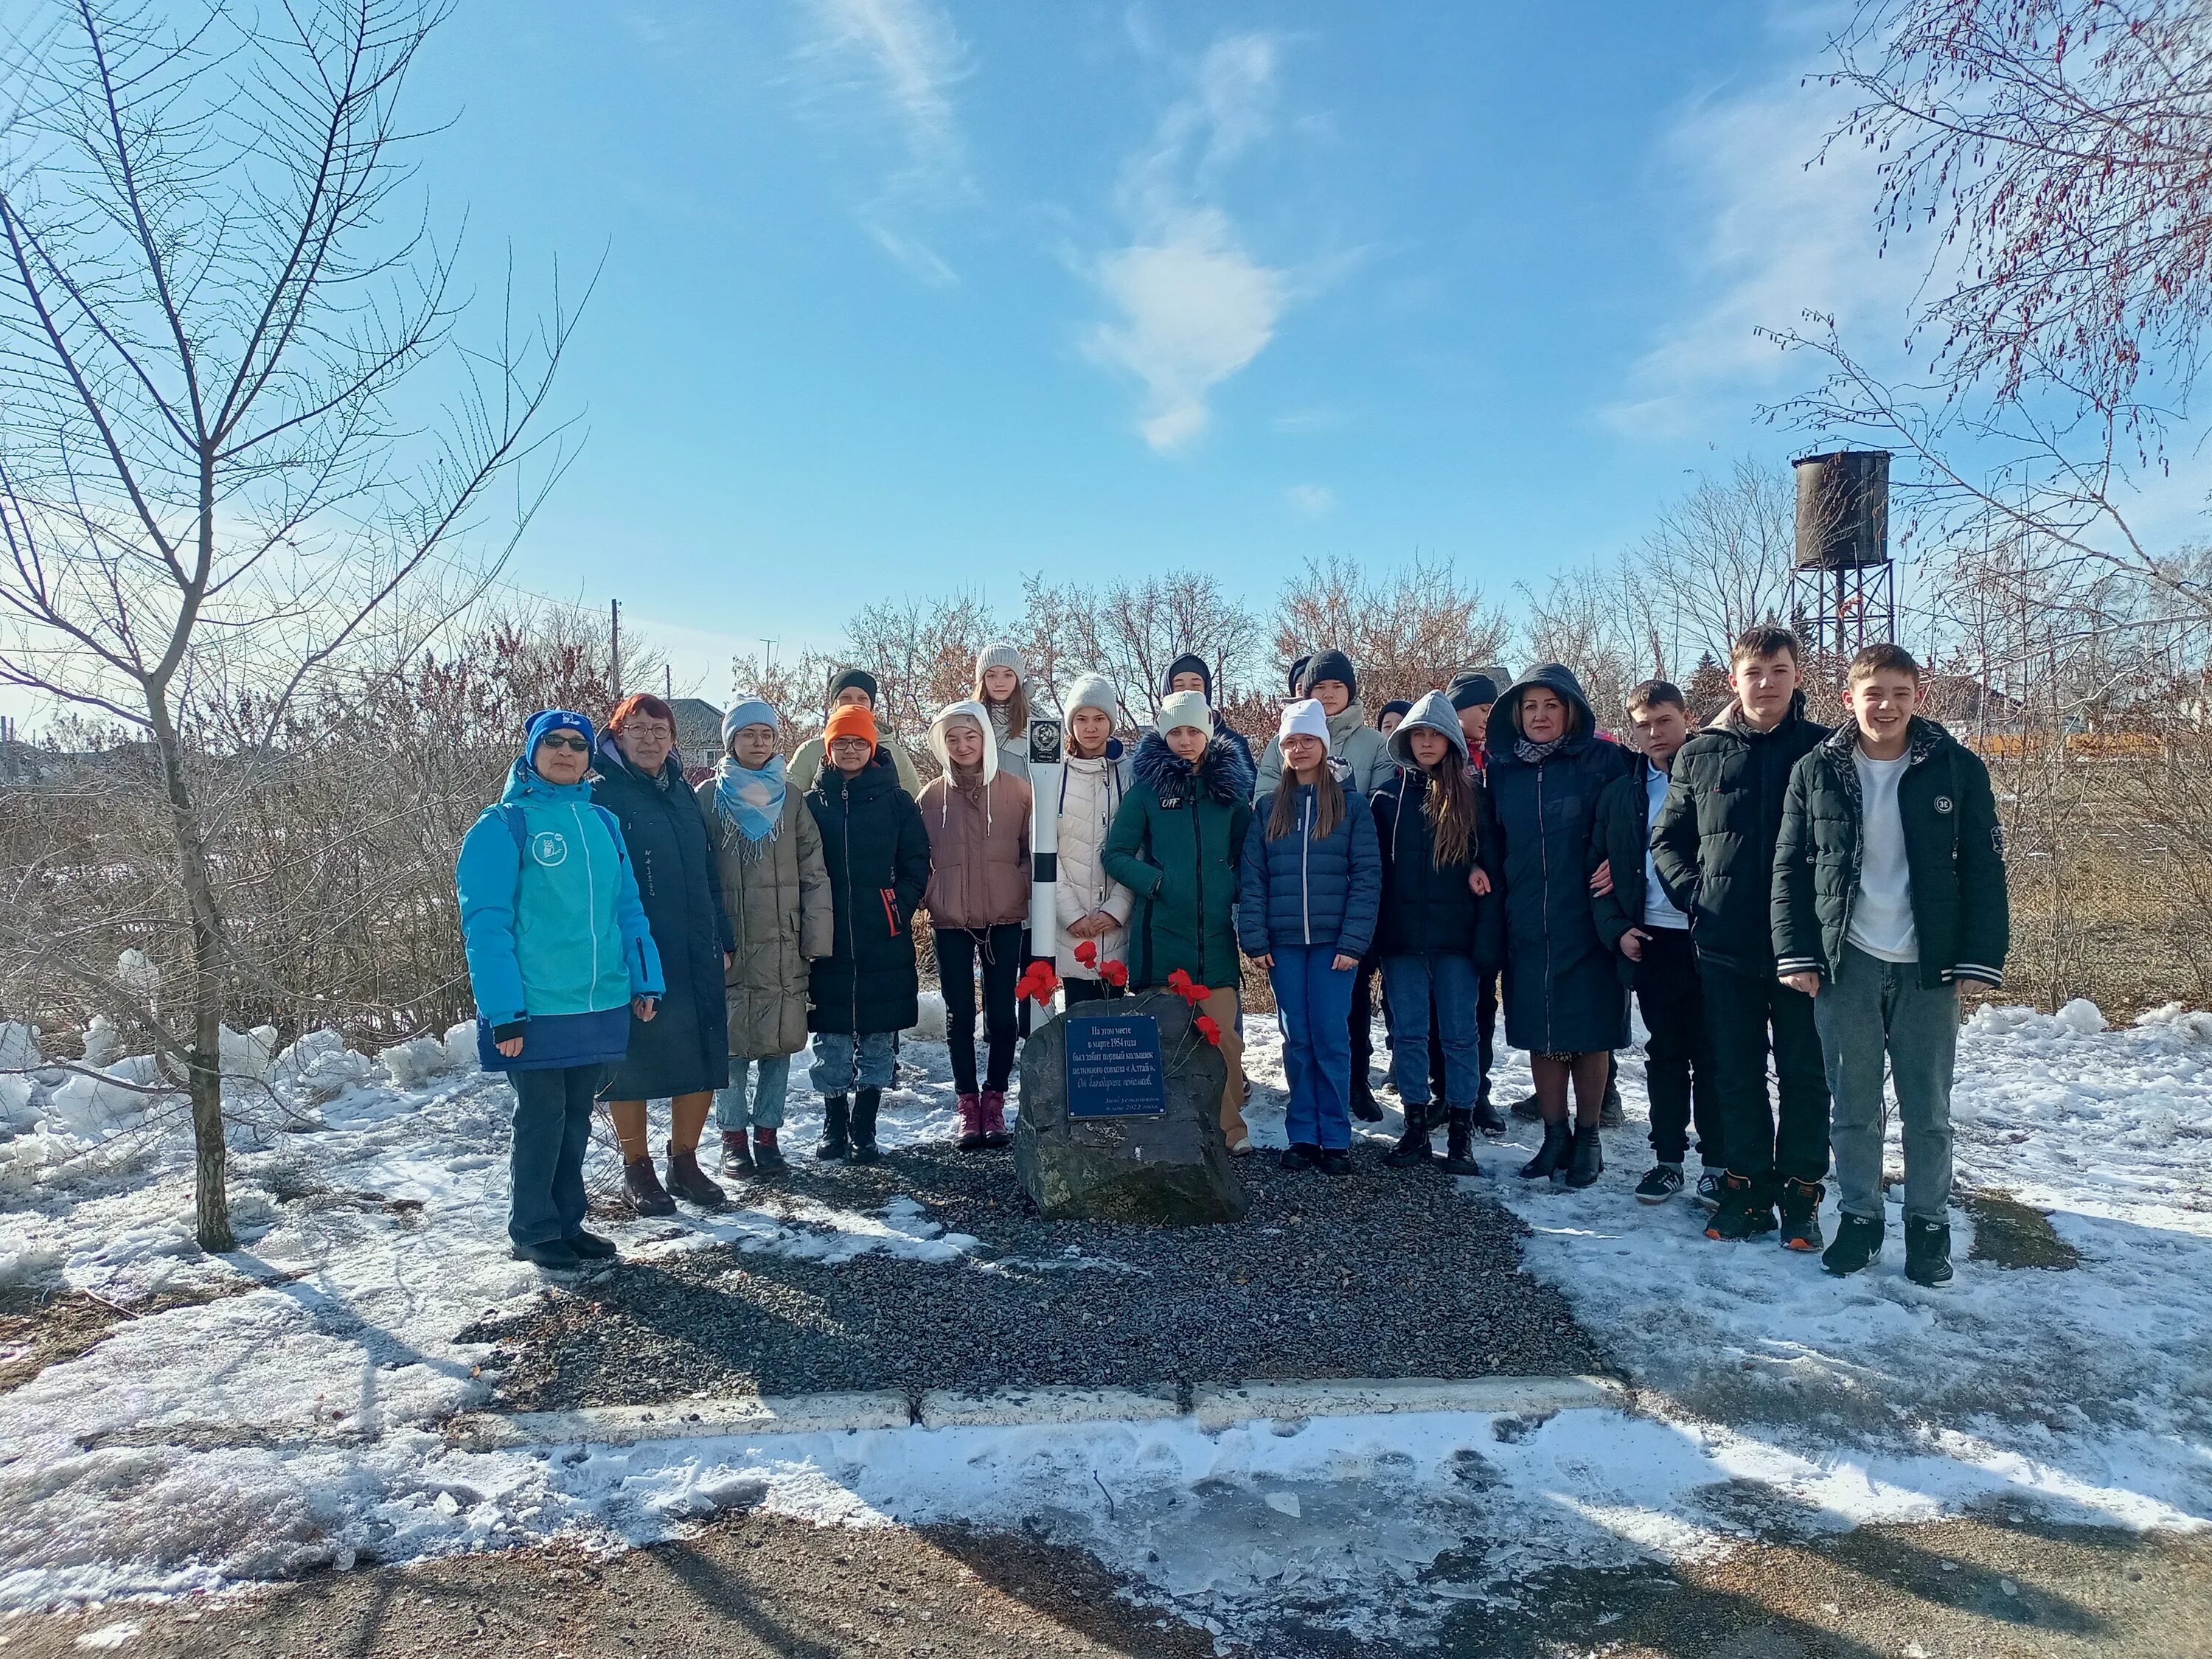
[1016,571,1260,720]
[0,1,580,1248]
[844,591,998,762]
[1272,554,1512,710]
[1517,562,1649,728]
[1639,458,1798,669]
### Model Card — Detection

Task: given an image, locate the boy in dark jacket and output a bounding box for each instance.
[1590,681,1719,1206]
[1651,627,1832,1247]
[1102,690,1257,1150]
[1774,644,2008,1287]
[804,702,932,1164]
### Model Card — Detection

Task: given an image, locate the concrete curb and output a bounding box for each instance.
[459,1375,1626,1450]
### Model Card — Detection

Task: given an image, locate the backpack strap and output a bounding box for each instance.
[497,803,528,852]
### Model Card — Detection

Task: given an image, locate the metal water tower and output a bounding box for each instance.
[1789,450,1896,658]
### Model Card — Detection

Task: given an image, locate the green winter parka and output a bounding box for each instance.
[1772,717,2009,990]
[1100,731,1256,990]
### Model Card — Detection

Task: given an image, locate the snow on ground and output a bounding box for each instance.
[0,994,2206,1646]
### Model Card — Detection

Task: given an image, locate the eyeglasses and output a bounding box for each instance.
[538,734,590,753]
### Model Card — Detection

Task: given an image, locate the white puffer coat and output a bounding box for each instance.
[1053,742,1135,980]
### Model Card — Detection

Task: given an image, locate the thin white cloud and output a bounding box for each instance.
[792,0,973,282]
[1086,34,1296,453]
[1287,482,1335,518]
[1599,72,1907,442]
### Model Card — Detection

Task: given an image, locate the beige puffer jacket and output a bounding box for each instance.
[1053,745,1134,980]
[919,700,1033,931]
[695,779,834,1059]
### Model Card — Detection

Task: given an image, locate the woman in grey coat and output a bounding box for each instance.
[697,698,833,1175]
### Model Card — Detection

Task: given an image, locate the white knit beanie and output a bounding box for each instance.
[975,641,1026,680]
[1277,698,1332,753]
[1063,672,1121,722]
[1158,689,1212,734]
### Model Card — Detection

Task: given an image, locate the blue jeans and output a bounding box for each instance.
[810,1029,897,1096]
[1382,953,1484,1108]
[716,1053,792,1131]
[1815,945,1960,1225]
[1272,945,1357,1151]
[508,1064,602,1247]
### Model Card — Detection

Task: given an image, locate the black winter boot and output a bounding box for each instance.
[1822,1212,1883,1277]
[1382,1101,1433,1168]
[1469,1096,1507,1138]
[623,1157,676,1216]
[1705,1172,1778,1241]
[1440,1110,1483,1176]
[1349,1075,1385,1123]
[1517,1119,1571,1181]
[1560,1125,1604,1189]
[816,1095,851,1161]
[1598,1070,1624,1129]
[1777,1177,1825,1253]
[849,1087,883,1164]
[1905,1217,1953,1288]
[1509,1092,1543,1123]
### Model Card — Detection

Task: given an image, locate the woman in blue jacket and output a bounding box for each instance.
[456,709,664,1269]
[1239,700,1381,1175]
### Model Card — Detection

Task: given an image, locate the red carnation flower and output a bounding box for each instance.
[1074,939,1099,968]
[1100,959,1129,989]
[1022,963,1060,1006]
[1166,968,1193,995]
[1194,1014,1222,1046]
[1178,979,1211,1006]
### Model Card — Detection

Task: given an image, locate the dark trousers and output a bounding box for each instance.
[1702,957,1830,1186]
[1064,975,1110,1006]
[509,1063,602,1247]
[1349,952,1382,1089]
[1635,928,1719,1166]
[1475,968,1498,1103]
[938,922,1023,1094]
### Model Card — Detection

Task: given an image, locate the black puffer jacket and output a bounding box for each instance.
[1481,664,1635,1054]
[1587,759,1663,989]
[1649,692,1830,975]
[805,750,933,1034]
[1371,768,1501,964]
[1773,718,2009,990]
[591,744,732,1099]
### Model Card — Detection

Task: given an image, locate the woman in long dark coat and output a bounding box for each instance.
[1481,664,1634,1191]
[593,693,734,1213]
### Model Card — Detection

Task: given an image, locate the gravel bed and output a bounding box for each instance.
[477,1141,1610,1409]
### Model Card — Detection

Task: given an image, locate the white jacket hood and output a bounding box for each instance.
[928,698,999,785]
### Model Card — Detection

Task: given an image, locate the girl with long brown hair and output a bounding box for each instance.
[1374,690,1502,1175]
[973,643,1032,781]
[1237,700,1381,1174]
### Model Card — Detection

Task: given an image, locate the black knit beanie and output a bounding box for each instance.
[827,666,879,707]
[1301,649,1358,700]
[1447,671,1498,712]
[1164,653,1213,700]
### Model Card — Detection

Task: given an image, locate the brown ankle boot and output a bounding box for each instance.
[720,1129,755,1175]
[664,1141,727,1209]
[623,1156,676,1217]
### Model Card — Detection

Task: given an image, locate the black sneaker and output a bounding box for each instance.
[1777,1177,1825,1253]
[1318,1148,1352,1175]
[1905,1217,1954,1289]
[1279,1142,1320,1171]
[564,1229,617,1260]
[1694,1169,1725,1211]
[1634,1164,1684,1204]
[1705,1173,1778,1241]
[1822,1213,1883,1277]
[511,1238,580,1269]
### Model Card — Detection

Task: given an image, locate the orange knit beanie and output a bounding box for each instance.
[822,703,879,753]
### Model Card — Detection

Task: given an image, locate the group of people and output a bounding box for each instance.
[455,626,2007,1290]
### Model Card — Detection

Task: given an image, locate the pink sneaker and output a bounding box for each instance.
[956,1092,984,1151]
[979,1090,1012,1149]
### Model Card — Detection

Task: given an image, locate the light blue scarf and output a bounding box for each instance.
[714,754,786,846]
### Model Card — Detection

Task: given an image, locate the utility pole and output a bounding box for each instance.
[610,598,622,695]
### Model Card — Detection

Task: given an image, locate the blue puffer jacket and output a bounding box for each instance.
[1237,778,1382,960]
[456,754,664,1071]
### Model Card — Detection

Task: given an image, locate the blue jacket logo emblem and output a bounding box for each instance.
[530,831,569,866]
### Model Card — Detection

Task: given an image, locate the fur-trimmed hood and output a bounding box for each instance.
[1133,728,1256,807]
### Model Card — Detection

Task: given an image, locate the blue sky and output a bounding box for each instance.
[407,1,1896,699]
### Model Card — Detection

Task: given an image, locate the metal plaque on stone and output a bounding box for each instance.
[1065,1012,1166,1119]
